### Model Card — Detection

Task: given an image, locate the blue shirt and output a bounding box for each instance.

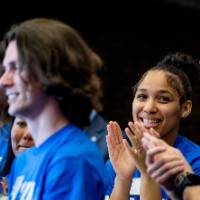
[8,124,107,200]
[0,123,12,174]
[0,123,12,195]
[105,135,200,200]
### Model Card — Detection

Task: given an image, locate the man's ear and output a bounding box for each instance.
[181,100,192,118]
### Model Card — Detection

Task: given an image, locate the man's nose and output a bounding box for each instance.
[0,70,14,89]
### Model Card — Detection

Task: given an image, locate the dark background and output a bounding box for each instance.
[1,0,200,143]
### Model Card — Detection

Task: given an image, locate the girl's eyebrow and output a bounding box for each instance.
[158,90,172,94]
[136,88,147,92]
[136,88,174,96]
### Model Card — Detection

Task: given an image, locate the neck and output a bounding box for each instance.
[162,128,179,146]
[24,97,69,146]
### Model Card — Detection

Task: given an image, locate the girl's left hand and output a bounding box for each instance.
[125,121,148,174]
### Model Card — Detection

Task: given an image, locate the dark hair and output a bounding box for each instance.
[0,42,4,63]
[0,89,11,124]
[0,42,6,79]
[133,52,200,104]
[157,52,200,88]
[3,18,103,127]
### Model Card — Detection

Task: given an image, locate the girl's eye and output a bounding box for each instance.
[136,94,147,101]
[159,96,170,103]
[17,121,27,128]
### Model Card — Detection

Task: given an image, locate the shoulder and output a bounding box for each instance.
[174,135,200,173]
[174,135,200,151]
[48,126,105,171]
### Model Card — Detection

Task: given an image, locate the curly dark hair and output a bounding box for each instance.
[133,52,200,104]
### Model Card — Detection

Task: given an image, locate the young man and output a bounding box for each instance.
[0,18,106,199]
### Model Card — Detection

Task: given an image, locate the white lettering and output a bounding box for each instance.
[11,176,35,200]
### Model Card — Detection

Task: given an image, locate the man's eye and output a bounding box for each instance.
[9,63,23,72]
[9,63,17,71]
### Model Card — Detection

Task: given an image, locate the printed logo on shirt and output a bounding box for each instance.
[129,177,166,200]
[91,136,97,142]
[11,176,35,200]
[104,195,109,200]
[130,177,140,195]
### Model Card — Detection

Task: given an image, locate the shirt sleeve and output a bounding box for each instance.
[191,156,200,175]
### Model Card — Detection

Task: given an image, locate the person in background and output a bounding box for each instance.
[0,52,13,197]
[0,18,106,199]
[0,42,13,177]
[0,89,12,175]
[0,89,12,198]
[83,65,108,161]
[105,52,200,200]
[84,109,108,161]
[1,116,35,197]
[10,117,34,156]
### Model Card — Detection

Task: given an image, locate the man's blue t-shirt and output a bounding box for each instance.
[8,124,107,200]
[105,135,200,200]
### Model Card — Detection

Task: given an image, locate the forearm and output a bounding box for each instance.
[140,173,162,200]
[110,176,132,200]
[165,186,200,200]
[183,186,200,200]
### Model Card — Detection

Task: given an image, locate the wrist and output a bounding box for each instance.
[115,175,132,185]
[173,172,200,199]
[141,173,159,187]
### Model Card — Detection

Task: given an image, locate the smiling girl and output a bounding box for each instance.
[0,117,34,198]
[11,117,35,156]
[105,53,200,200]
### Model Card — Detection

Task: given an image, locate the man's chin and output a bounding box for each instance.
[8,108,16,117]
[8,107,25,117]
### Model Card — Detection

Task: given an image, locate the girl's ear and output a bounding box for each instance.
[181,100,192,118]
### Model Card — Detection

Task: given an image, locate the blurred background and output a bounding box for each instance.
[1,0,200,143]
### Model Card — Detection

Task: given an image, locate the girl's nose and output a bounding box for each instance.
[143,99,157,114]
[23,130,33,142]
